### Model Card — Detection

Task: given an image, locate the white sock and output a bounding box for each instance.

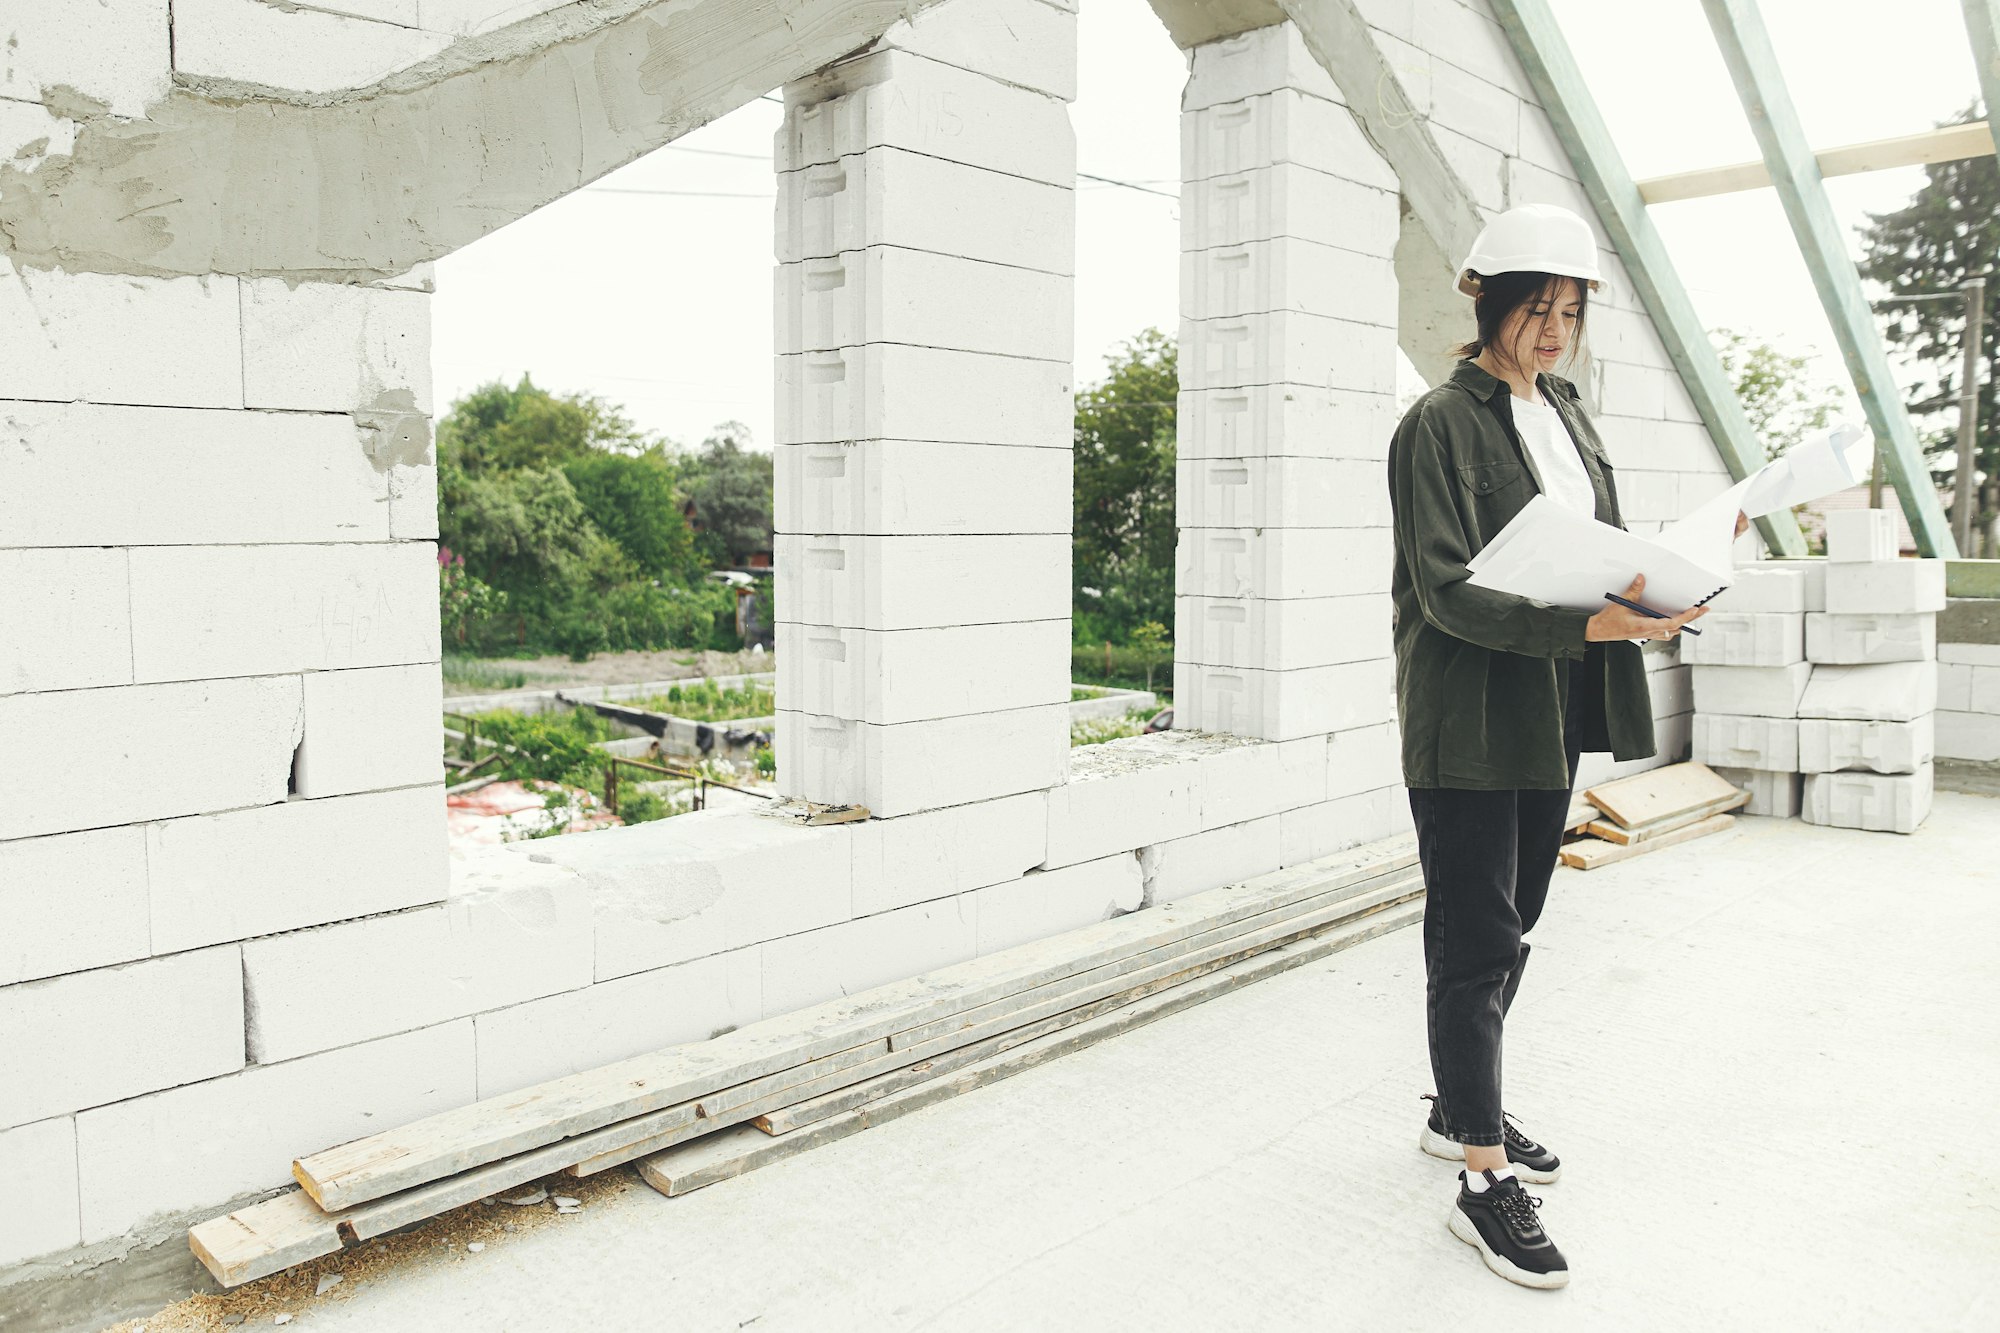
[1463,1164,1516,1193]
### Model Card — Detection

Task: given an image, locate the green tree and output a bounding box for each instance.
[1859,102,1999,551]
[684,423,774,566]
[1073,329,1178,643]
[1712,328,1844,458]
[563,449,701,582]
[436,375,651,476]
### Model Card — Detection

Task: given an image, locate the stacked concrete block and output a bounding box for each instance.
[1936,640,2000,764]
[773,3,1077,817]
[1691,563,1814,816]
[1173,18,1398,808]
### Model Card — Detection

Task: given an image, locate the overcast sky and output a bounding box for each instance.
[430,0,1981,450]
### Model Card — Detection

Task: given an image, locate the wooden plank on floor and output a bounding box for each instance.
[1566,798,1601,833]
[293,836,1417,1211]
[1584,789,1747,844]
[1584,763,1740,831]
[638,897,1427,1196]
[1559,814,1736,870]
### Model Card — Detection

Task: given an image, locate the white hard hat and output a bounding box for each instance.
[1456,203,1603,299]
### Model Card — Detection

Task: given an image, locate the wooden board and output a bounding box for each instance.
[1584,790,1747,844]
[1584,763,1740,831]
[293,836,1418,1211]
[1559,814,1736,870]
[640,898,1428,1195]
[1565,798,1601,833]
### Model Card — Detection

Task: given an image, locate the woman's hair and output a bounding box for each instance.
[1451,270,1590,377]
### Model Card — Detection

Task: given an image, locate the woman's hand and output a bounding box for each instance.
[1585,574,1708,642]
[1735,510,1751,538]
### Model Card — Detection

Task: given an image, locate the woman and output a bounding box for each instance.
[1386,203,1717,1290]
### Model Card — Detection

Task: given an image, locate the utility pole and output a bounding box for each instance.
[1957,277,1986,555]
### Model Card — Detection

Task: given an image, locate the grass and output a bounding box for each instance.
[629,679,775,723]
[1070,705,1165,748]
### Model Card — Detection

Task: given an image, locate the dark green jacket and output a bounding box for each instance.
[1388,359,1655,790]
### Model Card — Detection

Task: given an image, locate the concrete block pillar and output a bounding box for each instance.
[1173,21,1402,748]
[773,0,1078,818]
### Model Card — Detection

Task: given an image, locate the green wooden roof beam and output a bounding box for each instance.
[1487,0,1808,558]
[1700,0,1960,558]
[1964,1,2000,130]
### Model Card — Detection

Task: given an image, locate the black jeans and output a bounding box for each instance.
[1408,673,1584,1147]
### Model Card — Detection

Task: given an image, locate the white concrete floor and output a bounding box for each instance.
[294,793,1999,1333]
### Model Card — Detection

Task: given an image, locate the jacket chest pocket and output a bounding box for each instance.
[1455,459,1524,498]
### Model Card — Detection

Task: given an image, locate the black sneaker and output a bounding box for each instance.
[1419,1096,1563,1184]
[1449,1169,1569,1289]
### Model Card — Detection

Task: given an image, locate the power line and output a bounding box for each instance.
[662,145,771,161]
[582,187,774,198]
[1078,171,1178,200]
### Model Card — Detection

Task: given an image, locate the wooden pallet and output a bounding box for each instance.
[190,836,1423,1287]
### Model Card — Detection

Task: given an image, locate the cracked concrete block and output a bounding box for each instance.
[173,0,453,95]
[0,676,302,840]
[1690,662,1813,719]
[1805,612,1937,665]
[0,0,171,117]
[1183,20,1342,111]
[1691,714,1800,772]
[473,948,762,1100]
[778,621,1070,726]
[1707,564,1812,614]
[1825,509,1898,564]
[1802,764,1933,834]
[777,344,1071,448]
[241,279,431,414]
[1198,733,1331,829]
[776,248,1071,362]
[1182,164,1399,255]
[1175,594,1393,673]
[0,827,149,988]
[776,440,1071,537]
[1177,385,1397,462]
[1679,612,1806,668]
[775,533,1070,630]
[850,790,1047,917]
[1177,456,1393,530]
[294,662,444,797]
[777,148,1074,273]
[1140,816,1283,907]
[875,0,1078,103]
[1045,745,1202,870]
[0,1118,80,1266]
[517,808,854,982]
[148,785,446,954]
[128,541,439,682]
[1177,525,1392,600]
[0,264,242,408]
[1823,559,1946,615]
[1798,661,1938,723]
[73,1021,472,1246]
[777,704,1068,817]
[1174,658,1395,742]
[1181,235,1398,325]
[780,48,1074,186]
[0,948,244,1132]
[1277,786,1411,865]
[1183,89,1395,188]
[762,893,979,1017]
[1798,715,1934,776]
[0,548,131,695]
[0,402,392,547]
[1326,720,1403,801]
[1181,310,1397,394]
[241,877,592,1062]
[1709,766,1803,819]
[973,853,1143,956]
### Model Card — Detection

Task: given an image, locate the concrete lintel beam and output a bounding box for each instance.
[1145,0,1289,51]
[0,0,952,280]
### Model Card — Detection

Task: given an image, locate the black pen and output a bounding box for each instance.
[1603,591,1704,636]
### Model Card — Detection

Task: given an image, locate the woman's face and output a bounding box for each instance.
[1492,277,1583,377]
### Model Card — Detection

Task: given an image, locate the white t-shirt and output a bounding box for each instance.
[1510,391,1598,517]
